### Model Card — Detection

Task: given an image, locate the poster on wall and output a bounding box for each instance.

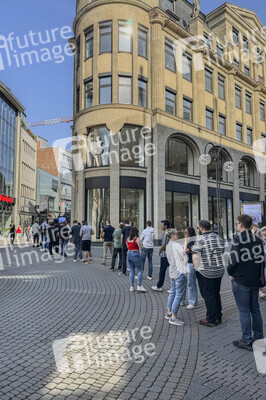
[241,202,263,225]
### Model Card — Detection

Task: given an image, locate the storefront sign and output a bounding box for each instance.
[241,202,263,224]
[0,195,15,204]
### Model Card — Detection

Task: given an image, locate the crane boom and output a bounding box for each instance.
[28,117,73,127]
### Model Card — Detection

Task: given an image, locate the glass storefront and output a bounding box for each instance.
[87,188,110,239]
[87,126,110,167]
[208,197,233,239]
[120,125,145,167]
[166,191,199,237]
[0,209,13,236]
[120,188,145,232]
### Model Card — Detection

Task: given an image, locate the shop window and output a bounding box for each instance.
[87,126,110,167]
[120,188,145,232]
[166,137,194,175]
[120,125,145,167]
[239,159,255,187]
[88,188,110,239]
[166,191,199,235]
[207,149,229,182]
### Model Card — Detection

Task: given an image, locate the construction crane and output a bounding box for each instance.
[28,116,73,128]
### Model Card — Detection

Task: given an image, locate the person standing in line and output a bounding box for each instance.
[80,220,94,264]
[120,220,131,276]
[41,219,49,252]
[54,219,60,254]
[192,220,225,327]
[140,221,155,280]
[47,220,56,257]
[32,221,41,247]
[165,229,189,326]
[111,223,123,271]
[228,215,265,351]
[101,220,115,266]
[71,220,82,262]
[152,220,170,292]
[127,227,146,292]
[9,221,16,246]
[59,221,71,258]
[181,226,197,309]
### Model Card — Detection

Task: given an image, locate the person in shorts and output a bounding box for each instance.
[80,220,94,264]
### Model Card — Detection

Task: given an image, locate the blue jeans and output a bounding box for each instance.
[74,242,82,260]
[167,274,187,315]
[141,248,153,277]
[127,251,143,287]
[232,280,264,344]
[60,239,69,257]
[43,235,49,251]
[182,263,198,306]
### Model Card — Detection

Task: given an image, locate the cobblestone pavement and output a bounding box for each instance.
[0,245,265,400]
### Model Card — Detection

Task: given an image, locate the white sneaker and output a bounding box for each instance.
[135,276,138,280]
[74,259,77,263]
[130,286,135,292]
[147,276,152,280]
[152,286,163,292]
[137,285,147,293]
[180,302,185,306]
[186,305,195,310]
[169,317,185,326]
[167,290,171,294]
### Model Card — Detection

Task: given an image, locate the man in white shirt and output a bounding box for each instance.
[140,221,155,280]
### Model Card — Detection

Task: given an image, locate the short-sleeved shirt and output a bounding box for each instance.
[160,231,169,258]
[121,226,131,245]
[103,225,115,242]
[80,224,94,241]
[71,224,81,243]
[192,232,225,279]
[113,229,122,248]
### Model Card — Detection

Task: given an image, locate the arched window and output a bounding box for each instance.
[239,159,255,187]
[165,136,194,175]
[207,149,229,182]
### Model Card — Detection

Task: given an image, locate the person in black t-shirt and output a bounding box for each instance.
[181,226,197,309]
[120,220,131,275]
[101,220,115,265]
[9,221,16,246]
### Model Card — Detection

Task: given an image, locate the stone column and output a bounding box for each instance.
[226,68,237,139]
[233,151,240,222]
[199,163,208,220]
[193,48,205,126]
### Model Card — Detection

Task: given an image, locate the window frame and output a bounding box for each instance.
[99,20,112,54]
[216,43,224,57]
[219,113,226,135]
[76,37,80,70]
[243,36,249,53]
[205,67,213,93]
[206,107,214,131]
[247,127,253,146]
[260,101,265,121]
[85,26,93,59]
[84,78,93,109]
[138,25,148,58]
[183,96,193,122]
[235,86,242,109]
[138,77,148,108]
[244,65,250,76]
[99,75,112,105]
[218,74,225,100]
[245,92,252,114]
[165,38,176,73]
[232,28,239,45]
[182,52,192,82]
[165,87,176,115]
[118,20,133,53]
[236,122,243,142]
[118,75,132,105]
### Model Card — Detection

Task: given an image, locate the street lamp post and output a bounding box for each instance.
[199,142,234,237]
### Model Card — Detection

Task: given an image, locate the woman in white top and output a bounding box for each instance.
[165,229,189,326]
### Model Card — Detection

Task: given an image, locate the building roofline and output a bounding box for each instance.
[0,81,25,112]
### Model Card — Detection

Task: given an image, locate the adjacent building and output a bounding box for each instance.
[0,82,25,235]
[37,138,72,220]
[72,0,266,240]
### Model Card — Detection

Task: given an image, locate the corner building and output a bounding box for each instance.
[72,0,266,241]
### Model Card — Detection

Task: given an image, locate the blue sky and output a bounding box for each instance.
[0,0,264,145]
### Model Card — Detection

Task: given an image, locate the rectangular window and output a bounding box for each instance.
[138,78,147,108]
[204,32,212,49]
[76,87,80,112]
[85,26,93,58]
[219,114,226,135]
[233,57,240,67]
[76,38,80,70]
[243,36,249,52]
[218,74,225,100]
[235,86,242,108]
[85,79,93,108]
[165,39,175,72]
[259,75,264,85]
[182,52,192,82]
[165,0,174,10]
[165,88,176,115]
[260,101,265,121]
[232,28,239,45]
[257,48,263,64]
[119,76,132,104]
[261,133,266,151]
[247,127,253,146]
[244,65,250,76]
[99,21,112,53]
[216,43,224,56]
[183,97,193,122]
[138,25,148,58]
[206,108,214,130]
[119,21,132,53]
[236,123,242,142]
[99,76,112,104]
[205,67,213,93]
[246,92,252,114]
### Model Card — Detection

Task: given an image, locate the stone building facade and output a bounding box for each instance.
[72,0,266,240]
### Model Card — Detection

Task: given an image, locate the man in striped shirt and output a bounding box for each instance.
[193,220,225,327]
